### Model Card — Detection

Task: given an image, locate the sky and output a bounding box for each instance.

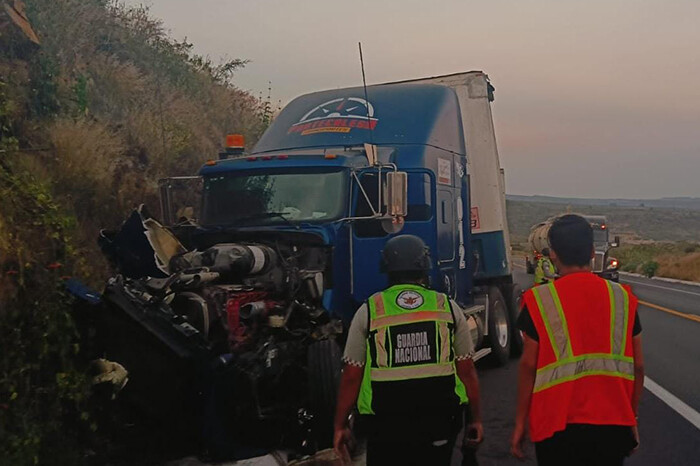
[124,0,700,199]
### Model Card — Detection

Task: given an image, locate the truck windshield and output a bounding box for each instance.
[201,169,347,226]
[593,229,608,244]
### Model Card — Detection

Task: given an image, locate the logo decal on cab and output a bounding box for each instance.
[287,97,378,136]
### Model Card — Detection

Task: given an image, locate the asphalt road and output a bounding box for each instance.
[620,274,700,414]
[472,262,700,466]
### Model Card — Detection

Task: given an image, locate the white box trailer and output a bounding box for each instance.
[384,72,513,279]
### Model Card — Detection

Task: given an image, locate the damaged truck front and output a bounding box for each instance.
[100,170,386,457]
[93,72,519,461]
[97,151,407,459]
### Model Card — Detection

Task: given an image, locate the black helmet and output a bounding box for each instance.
[380,235,432,273]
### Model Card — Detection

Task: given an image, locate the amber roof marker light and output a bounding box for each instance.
[226,134,245,149]
[219,134,246,159]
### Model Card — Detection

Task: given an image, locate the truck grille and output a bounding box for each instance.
[592,252,605,272]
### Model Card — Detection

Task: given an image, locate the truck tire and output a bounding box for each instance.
[505,283,524,357]
[525,258,534,274]
[307,338,342,449]
[486,286,511,366]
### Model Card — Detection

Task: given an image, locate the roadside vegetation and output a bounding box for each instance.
[1,1,269,463]
[615,243,700,281]
[511,240,700,281]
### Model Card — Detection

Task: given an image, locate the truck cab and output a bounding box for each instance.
[581,215,620,281]
[188,84,476,321]
[167,77,518,347]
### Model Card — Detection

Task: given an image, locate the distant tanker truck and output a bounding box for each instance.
[525,215,620,281]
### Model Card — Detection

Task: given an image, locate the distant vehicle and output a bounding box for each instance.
[90,72,521,460]
[582,215,621,281]
[525,214,620,281]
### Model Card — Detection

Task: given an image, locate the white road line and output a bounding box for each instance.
[621,278,700,297]
[644,376,700,431]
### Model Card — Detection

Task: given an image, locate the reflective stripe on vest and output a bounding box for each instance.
[532,283,572,360]
[372,293,386,317]
[607,280,630,355]
[532,282,633,392]
[370,362,455,381]
[534,354,634,392]
[375,326,389,367]
[438,321,451,364]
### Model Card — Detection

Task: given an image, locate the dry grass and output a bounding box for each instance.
[657,252,700,282]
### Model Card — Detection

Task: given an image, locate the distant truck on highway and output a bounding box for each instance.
[92,71,521,459]
[525,214,620,281]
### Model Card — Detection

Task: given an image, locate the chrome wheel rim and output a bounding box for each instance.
[494,303,509,347]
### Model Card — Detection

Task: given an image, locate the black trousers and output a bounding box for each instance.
[363,405,479,466]
[535,424,637,466]
[366,437,454,466]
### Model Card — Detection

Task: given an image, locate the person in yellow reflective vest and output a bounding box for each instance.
[333,235,483,466]
[534,248,557,285]
[511,215,644,465]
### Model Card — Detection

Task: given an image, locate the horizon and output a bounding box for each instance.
[125,0,700,199]
[506,194,700,201]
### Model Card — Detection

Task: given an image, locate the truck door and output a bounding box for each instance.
[351,171,435,303]
[437,189,457,298]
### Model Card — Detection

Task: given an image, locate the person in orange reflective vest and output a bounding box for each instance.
[333,235,483,466]
[511,214,644,465]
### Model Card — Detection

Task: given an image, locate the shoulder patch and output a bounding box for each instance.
[396,290,424,310]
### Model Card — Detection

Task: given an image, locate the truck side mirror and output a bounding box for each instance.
[384,171,407,217]
[380,171,408,234]
[611,236,620,248]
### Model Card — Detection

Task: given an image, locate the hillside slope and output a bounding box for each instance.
[1,1,268,463]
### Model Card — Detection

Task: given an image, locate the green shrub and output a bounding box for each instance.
[642,261,659,278]
[0,163,91,465]
[622,263,638,273]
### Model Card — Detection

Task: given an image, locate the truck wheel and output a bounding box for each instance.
[307,338,342,449]
[486,286,511,366]
[505,283,524,357]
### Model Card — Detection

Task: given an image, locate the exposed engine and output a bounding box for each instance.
[167,241,334,348]
[94,206,342,459]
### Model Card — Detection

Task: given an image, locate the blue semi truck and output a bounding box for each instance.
[95,71,521,458]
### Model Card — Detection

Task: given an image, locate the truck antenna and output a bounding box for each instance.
[358,42,374,145]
